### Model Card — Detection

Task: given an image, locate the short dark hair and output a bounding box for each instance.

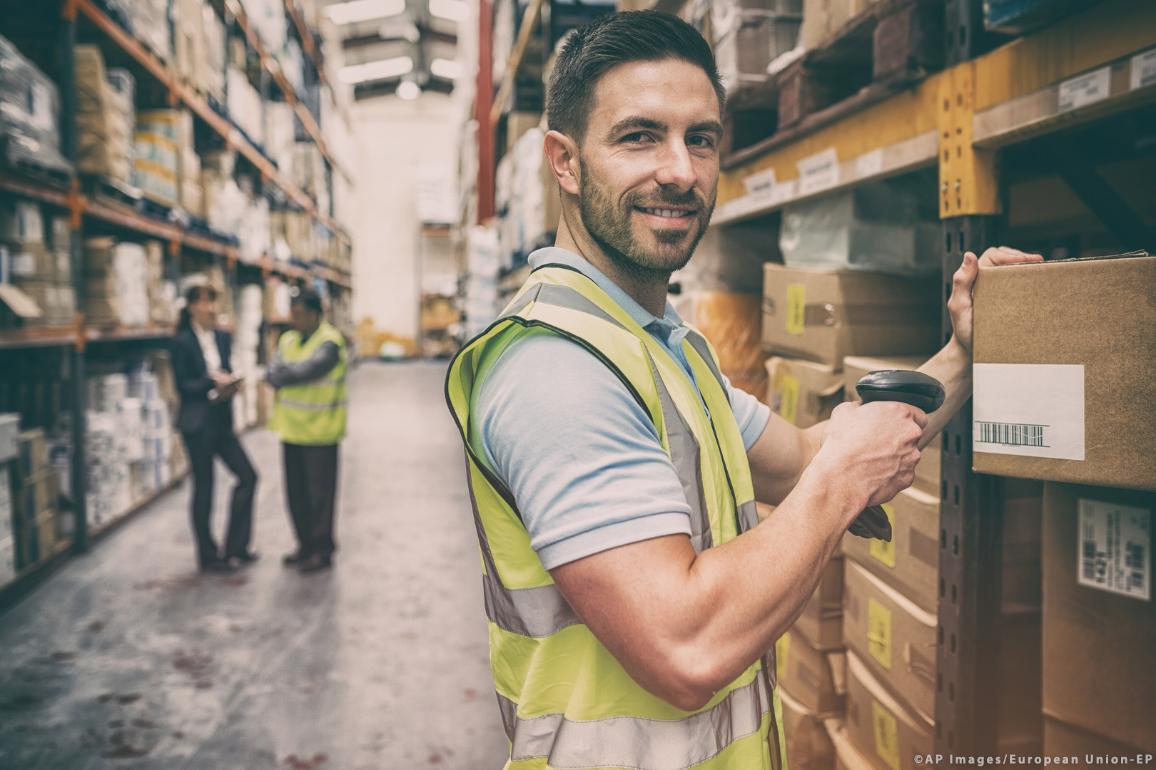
[290,286,323,314]
[546,11,725,142]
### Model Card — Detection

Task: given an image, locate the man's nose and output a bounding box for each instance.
[653,140,696,191]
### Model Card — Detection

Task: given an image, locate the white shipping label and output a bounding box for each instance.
[797,148,839,195]
[1077,498,1150,601]
[1058,67,1111,113]
[1131,48,1156,91]
[973,363,1084,460]
[742,168,776,198]
[856,149,884,179]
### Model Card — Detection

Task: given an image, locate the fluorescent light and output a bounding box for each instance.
[430,58,462,80]
[397,80,422,100]
[326,0,406,25]
[338,56,414,84]
[429,0,467,22]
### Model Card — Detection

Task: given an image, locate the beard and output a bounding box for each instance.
[577,158,714,282]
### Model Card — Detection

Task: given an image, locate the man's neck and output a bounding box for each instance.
[300,322,321,340]
[555,214,669,318]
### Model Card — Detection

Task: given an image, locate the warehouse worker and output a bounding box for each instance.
[445,11,1043,770]
[267,287,347,573]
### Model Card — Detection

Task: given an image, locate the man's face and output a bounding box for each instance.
[575,58,722,278]
[290,303,318,334]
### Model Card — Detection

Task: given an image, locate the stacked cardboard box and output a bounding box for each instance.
[83,238,150,326]
[0,413,18,586]
[74,46,134,185]
[227,67,265,146]
[173,0,227,103]
[1,202,74,326]
[712,0,803,93]
[124,0,171,62]
[1041,483,1154,756]
[12,429,61,570]
[800,0,878,49]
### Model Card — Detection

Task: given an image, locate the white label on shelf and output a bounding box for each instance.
[742,168,776,198]
[1130,48,1156,91]
[1058,67,1111,113]
[1077,498,1150,601]
[797,148,840,195]
[973,363,1084,460]
[856,149,884,179]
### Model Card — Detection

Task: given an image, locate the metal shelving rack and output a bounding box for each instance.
[708,0,1156,755]
[0,0,355,599]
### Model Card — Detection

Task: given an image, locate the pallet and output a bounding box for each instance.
[0,153,72,190]
[722,0,944,164]
[82,174,141,210]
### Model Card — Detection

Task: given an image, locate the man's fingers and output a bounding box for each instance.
[979,246,1044,266]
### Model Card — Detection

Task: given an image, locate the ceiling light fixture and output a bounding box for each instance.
[397,80,422,100]
[338,56,414,84]
[430,58,463,80]
[428,0,468,22]
[326,0,406,26]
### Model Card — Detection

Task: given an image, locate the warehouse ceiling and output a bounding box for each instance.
[321,0,465,100]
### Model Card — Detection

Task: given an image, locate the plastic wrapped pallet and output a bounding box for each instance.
[227,68,265,146]
[125,0,171,62]
[779,180,941,275]
[74,46,135,184]
[0,35,71,175]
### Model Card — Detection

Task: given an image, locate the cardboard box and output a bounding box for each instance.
[793,555,845,650]
[766,356,842,427]
[842,559,937,722]
[1043,717,1150,757]
[842,486,940,613]
[762,264,939,367]
[972,253,1156,491]
[1042,483,1155,753]
[780,687,836,770]
[0,414,18,463]
[825,717,879,770]
[843,651,931,770]
[775,627,846,716]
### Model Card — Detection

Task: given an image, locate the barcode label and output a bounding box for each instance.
[973,364,1084,461]
[1077,498,1150,601]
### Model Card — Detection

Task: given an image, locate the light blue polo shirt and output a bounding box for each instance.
[475,247,770,570]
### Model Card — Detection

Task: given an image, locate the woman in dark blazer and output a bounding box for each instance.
[171,284,259,573]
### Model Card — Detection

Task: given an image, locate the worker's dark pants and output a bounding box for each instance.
[282,442,340,558]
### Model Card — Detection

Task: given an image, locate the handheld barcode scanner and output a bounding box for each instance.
[846,370,946,541]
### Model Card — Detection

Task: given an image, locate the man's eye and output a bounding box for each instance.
[688,134,716,149]
[621,132,654,144]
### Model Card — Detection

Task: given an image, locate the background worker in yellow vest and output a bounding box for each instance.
[268,287,348,573]
[446,11,1043,770]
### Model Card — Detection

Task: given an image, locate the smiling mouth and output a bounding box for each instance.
[635,206,697,219]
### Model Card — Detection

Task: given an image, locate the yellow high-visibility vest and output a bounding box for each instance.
[445,264,787,770]
[272,321,347,445]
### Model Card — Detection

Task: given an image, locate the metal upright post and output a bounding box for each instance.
[60,0,89,552]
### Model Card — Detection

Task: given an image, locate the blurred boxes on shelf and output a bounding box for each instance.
[74,46,135,185]
[776,625,846,716]
[173,0,227,102]
[227,67,265,147]
[0,34,71,175]
[794,555,845,651]
[762,263,939,367]
[1,201,74,326]
[125,0,171,62]
[842,650,930,770]
[984,0,1099,35]
[780,182,941,276]
[801,0,879,49]
[780,687,836,770]
[1042,482,1154,755]
[765,356,841,426]
[972,253,1156,491]
[675,218,773,294]
[715,9,802,93]
[671,292,767,399]
[83,238,151,327]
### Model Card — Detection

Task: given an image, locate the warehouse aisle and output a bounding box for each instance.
[0,362,507,770]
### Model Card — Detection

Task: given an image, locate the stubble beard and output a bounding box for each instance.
[577,158,714,283]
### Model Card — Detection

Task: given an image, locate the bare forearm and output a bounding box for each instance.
[916,337,970,446]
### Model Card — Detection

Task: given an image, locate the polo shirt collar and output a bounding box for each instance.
[527,247,685,337]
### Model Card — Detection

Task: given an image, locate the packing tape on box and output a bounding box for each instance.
[764,298,936,327]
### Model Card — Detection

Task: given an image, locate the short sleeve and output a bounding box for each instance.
[725,374,770,450]
[475,335,693,570]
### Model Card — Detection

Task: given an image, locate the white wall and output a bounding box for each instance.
[351,93,457,339]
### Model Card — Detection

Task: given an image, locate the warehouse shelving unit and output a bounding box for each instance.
[709,0,1156,755]
[0,0,355,602]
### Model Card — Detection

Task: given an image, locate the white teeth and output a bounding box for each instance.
[642,207,690,218]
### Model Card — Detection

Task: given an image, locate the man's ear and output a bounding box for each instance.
[544,129,581,196]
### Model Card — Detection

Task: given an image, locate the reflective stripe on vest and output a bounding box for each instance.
[445,264,787,770]
[273,321,348,445]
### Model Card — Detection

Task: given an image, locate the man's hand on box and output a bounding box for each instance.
[948,246,1043,354]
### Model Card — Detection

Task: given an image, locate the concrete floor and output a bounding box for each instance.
[0,361,508,770]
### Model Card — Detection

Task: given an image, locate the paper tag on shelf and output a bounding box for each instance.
[778,373,799,425]
[867,597,893,669]
[785,284,806,335]
[856,149,884,179]
[973,363,1084,460]
[872,701,901,770]
[797,148,839,195]
[869,504,897,567]
[1077,498,1150,601]
[742,168,776,199]
[1058,67,1111,113]
[1131,48,1156,91]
